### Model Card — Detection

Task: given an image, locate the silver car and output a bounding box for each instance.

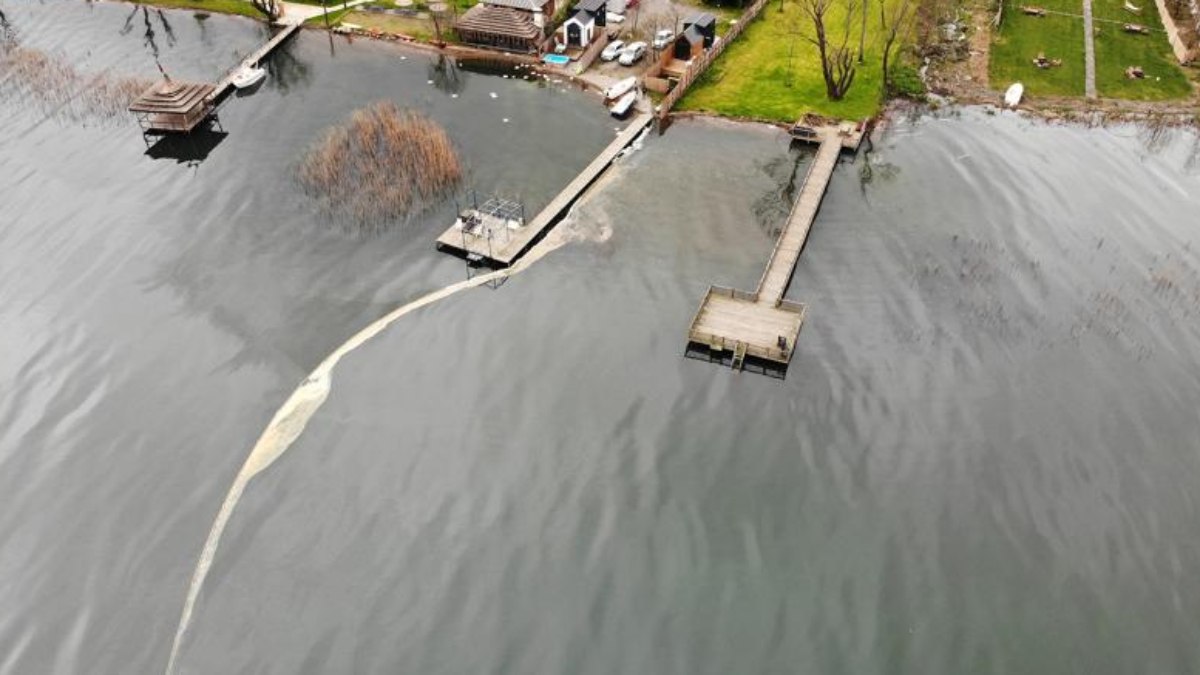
[600,40,625,62]
[618,41,647,66]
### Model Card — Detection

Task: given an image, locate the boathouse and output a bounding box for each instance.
[561,0,606,47]
[128,78,215,134]
[456,0,555,51]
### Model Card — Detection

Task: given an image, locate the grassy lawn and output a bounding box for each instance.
[677,0,889,122]
[1090,0,1192,98]
[342,10,438,40]
[128,0,268,19]
[990,0,1086,97]
[990,0,1192,99]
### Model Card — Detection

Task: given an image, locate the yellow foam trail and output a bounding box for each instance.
[163,226,576,675]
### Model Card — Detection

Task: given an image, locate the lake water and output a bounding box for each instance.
[3,2,1200,674]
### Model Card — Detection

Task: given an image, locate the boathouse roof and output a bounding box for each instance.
[483,0,552,11]
[456,4,543,40]
[573,0,606,13]
[128,79,215,115]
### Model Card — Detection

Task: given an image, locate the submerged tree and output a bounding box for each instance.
[801,0,859,100]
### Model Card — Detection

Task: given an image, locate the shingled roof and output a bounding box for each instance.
[482,0,552,11]
[128,79,215,115]
[455,4,542,39]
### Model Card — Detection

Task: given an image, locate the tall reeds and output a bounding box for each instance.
[0,40,153,123]
[298,102,463,227]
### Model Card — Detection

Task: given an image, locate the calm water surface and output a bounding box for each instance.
[3,2,1200,674]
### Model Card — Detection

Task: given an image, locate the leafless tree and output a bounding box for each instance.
[801,0,859,100]
[858,0,867,62]
[251,0,283,22]
[879,0,914,92]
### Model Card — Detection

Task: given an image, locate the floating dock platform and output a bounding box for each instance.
[436,112,653,267]
[686,122,864,372]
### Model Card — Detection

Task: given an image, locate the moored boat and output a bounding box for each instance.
[231,64,266,90]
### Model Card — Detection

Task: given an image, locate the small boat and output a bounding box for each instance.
[603,76,637,101]
[608,90,636,117]
[230,64,266,90]
[1004,82,1024,108]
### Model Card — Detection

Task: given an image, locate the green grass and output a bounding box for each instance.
[990,0,1086,97]
[127,0,267,19]
[677,0,890,122]
[990,0,1192,99]
[1090,0,1192,98]
[342,10,438,40]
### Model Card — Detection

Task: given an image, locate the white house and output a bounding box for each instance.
[560,0,606,47]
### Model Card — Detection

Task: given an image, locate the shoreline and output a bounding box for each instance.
[119,0,1198,130]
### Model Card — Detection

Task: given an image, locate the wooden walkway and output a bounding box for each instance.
[211,23,301,103]
[436,112,653,266]
[687,126,857,371]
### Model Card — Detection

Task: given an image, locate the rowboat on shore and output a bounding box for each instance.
[608,90,637,118]
[1004,82,1024,108]
[604,76,637,102]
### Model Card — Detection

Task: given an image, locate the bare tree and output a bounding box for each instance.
[879,0,914,93]
[858,0,867,62]
[251,0,283,21]
[801,0,858,100]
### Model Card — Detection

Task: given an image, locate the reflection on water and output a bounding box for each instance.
[145,124,229,165]
[3,1,1200,674]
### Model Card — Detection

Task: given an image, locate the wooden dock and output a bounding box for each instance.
[436,112,653,267]
[687,124,860,371]
[211,23,301,103]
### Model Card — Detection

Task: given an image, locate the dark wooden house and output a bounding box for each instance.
[683,12,716,49]
[456,0,556,52]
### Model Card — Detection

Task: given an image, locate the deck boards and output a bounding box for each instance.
[436,112,652,266]
[686,128,850,369]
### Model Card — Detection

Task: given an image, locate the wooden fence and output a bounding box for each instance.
[656,0,769,121]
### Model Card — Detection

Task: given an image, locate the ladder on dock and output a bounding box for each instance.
[730,342,748,371]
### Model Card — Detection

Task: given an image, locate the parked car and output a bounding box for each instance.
[618,41,647,66]
[600,40,625,61]
[652,29,674,49]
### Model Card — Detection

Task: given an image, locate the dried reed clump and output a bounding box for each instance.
[297,102,462,226]
[0,43,154,123]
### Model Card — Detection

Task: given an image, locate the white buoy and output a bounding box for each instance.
[503,118,510,123]
[490,92,498,98]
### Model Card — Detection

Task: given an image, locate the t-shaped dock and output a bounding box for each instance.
[686,124,861,371]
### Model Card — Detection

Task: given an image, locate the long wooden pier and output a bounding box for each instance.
[436,112,653,266]
[211,23,301,103]
[686,123,862,371]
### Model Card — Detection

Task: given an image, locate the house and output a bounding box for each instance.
[456,0,556,52]
[682,12,716,49]
[671,25,704,61]
[561,0,606,47]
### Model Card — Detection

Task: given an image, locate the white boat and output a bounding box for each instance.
[608,90,636,117]
[603,76,637,101]
[230,64,266,89]
[1004,82,1024,108]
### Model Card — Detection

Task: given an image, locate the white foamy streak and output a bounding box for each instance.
[163,222,583,675]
